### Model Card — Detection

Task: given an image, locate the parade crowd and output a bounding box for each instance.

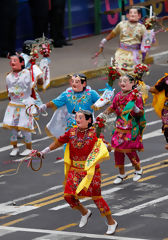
[2,6,168,236]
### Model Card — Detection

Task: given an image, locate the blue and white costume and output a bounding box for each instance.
[46,86,100,138]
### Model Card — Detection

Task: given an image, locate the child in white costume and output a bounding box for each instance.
[21,39,52,106]
[3,55,35,156]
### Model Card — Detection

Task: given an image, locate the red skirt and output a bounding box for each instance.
[64,167,101,198]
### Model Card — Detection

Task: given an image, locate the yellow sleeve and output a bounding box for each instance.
[111,21,122,36]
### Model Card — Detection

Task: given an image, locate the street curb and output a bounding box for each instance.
[0,66,107,101]
[50,66,106,88]
[0,53,167,101]
[150,51,168,64]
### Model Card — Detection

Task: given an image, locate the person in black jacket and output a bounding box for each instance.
[29,0,49,39]
[49,0,72,47]
[0,0,17,57]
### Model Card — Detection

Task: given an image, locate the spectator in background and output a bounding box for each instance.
[0,0,17,58]
[29,0,49,39]
[49,0,72,48]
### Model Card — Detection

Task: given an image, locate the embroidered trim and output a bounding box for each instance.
[8,103,25,107]
[3,124,35,133]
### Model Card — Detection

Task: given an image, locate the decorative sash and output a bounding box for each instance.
[120,100,146,140]
[119,43,141,64]
[64,138,109,194]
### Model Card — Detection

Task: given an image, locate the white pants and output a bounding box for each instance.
[10,129,32,144]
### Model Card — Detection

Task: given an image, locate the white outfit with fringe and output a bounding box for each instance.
[3,69,35,133]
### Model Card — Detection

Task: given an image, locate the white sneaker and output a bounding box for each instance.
[10,148,19,156]
[106,220,118,235]
[19,149,32,156]
[133,169,143,182]
[17,131,23,138]
[79,209,92,228]
[113,173,127,184]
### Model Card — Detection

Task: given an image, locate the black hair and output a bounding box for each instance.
[19,56,25,69]
[126,74,135,83]
[73,73,87,84]
[127,6,142,15]
[77,109,93,128]
[9,54,25,70]
[22,40,36,55]
[126,74,137,89]
[73,73,87,91]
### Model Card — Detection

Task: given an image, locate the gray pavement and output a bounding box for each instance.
[1,66,168,240]
[0,31,168,99]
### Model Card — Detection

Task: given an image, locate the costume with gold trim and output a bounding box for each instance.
[111,20,146,75]
[58,127,109,195]
[3,69,35,133]
[110,89,146,153]
[57,127,111,216]
[46,86,100,139]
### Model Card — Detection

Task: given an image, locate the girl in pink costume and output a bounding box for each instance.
[103,74,146,184]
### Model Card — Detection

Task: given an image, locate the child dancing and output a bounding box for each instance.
[102,74,146,184]
[36,109,118,235]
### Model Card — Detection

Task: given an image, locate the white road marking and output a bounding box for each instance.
[146,119,161,126]
[144,107,154,112]
[0,226,149,240]
[0,185,63,205]
[0,136,49,153]
[0,185,62,215]
[22,213,39,221]
[113,195,168,216]
[0,205,38,215]
[54,158,64,164]
[152,50,168,65]
[142,129,162,139]
[0,181,6,184]
[0,228,16,237]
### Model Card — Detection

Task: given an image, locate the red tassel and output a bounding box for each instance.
[31,88,37,99]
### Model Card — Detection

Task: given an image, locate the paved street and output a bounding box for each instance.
[0,63,168,240]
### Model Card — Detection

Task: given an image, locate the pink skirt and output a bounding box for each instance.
[111,129,144,152]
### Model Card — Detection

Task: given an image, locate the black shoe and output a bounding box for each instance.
[54,43,63,48]
[54,41,63,48]
[62,40,73,46]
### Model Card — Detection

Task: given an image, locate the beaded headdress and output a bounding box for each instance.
[78,109,92,116]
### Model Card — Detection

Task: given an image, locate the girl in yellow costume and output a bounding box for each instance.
[35,110,118,235]
[146,73,168,149]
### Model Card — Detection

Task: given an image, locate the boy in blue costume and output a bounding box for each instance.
[39,73,100,138]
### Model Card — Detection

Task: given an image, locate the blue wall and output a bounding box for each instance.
[16,0,168,49]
